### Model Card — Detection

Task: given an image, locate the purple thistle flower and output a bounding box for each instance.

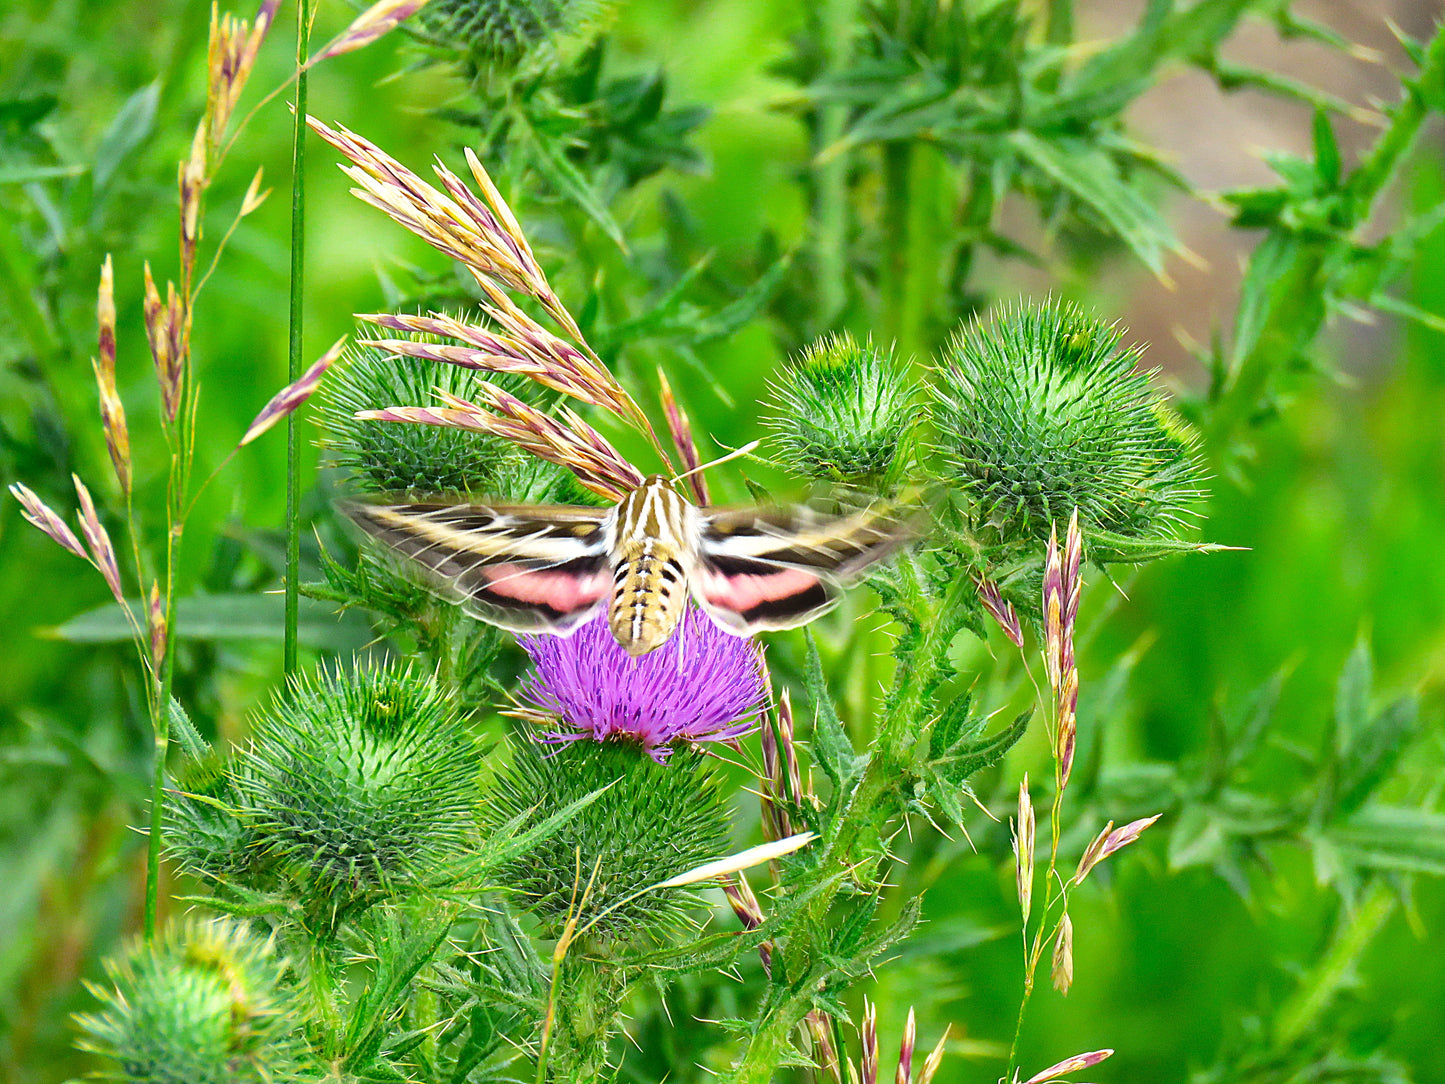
[518,607,766,761]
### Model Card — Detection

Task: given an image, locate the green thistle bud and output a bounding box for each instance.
[767,332,915,487]
[930,301,1204,560]
[166,755,251,885]
[486,741,729,942]
[233,663,478,918]
[494,451,610,507]
[320,331,515,497]
[419,0,609,65]
[76,917,304,1084]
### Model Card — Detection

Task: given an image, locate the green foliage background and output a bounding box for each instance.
[2,0,1444,1080]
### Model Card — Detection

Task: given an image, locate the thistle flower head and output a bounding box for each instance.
[233,663,478,914]
[486,740,730,940]
[75,917,304,1084]
[930,300,1203,560]
[768,332,914,487]
[517,607,766,761]
[418,0,610,65]
[320,330,522,495]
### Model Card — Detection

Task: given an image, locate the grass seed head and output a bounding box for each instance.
[320,330,522,495]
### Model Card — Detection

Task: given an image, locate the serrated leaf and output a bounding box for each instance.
[1327,806,1445,876]
[1008,130,1181,276]
[1167,806,1225,870]
[1228,231,1318,377]
[1222,670,1285,774]
[803,631,866,786]
[1312,109,1341,186]
[1064,0,1252,107]
[1336,698,1417,818]
[1087,527,1227,564]
[1329,635,1364,757]
[0,163,87,185]
[927,689,976,761]
[689,250,793,343]
[593,255,711,349]
[521,123,627,252]
[935,708,1031,786]
[167,698,210,764]
[344,909,458,1073]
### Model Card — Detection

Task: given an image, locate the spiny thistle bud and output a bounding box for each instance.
[930,301,1203,561]
[76,917,305,1084]
[767,332,915,488]
[232,663,479,916]
[166,754,250,884]
[418,0,609,65]
[320,330,519,496]
[485,741,730,941]
[494,448,610,506]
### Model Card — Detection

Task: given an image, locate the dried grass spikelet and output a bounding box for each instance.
[320,331,520,495]
[1014,773,1036,923]
[1042,513,1082,788]
[92,255,131,497]
[658,366,708,504]
[309,115,670,493]
[1021,1048,1113,1084]
[1051,911,1074,995]
[849,998,950,1084]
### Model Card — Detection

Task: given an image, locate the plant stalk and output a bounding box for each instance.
[143,513,177,939]
[284,0,310,675]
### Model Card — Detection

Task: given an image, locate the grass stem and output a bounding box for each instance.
[285,0,311,675]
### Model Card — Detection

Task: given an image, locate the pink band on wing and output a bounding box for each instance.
[698,567,820,613]
[484,564,608,609]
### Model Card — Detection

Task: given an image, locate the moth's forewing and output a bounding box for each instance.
[341,500,614,634]
[692,501,916,634]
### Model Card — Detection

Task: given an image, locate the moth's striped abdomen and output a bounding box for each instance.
[608,476,696,656]
[609,540,689,656]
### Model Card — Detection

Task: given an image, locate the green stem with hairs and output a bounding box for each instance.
[1274,879,1395,1047]
[285,0,310,675]
[1210,23,1445,445]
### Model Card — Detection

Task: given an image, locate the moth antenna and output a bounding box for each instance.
[671,439,763,486]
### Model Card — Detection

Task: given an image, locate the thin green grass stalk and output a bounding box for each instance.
[285,0,311,674]
[814,0,855,324]
[143,477,178,940]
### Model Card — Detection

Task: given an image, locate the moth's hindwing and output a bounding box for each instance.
[692,502,916,634]
[341,500,614,634]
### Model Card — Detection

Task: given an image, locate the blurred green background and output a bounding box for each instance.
[2,0,1443,1080]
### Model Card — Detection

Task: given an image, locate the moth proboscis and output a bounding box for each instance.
[341,474,917,656]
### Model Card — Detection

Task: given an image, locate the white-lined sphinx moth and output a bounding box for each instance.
[342,475,914,656]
